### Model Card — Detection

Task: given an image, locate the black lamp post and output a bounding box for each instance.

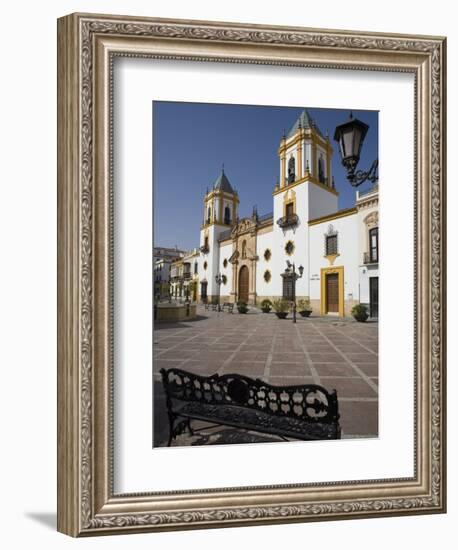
[334,112,378,187]
[286,261,304,324]
[215,273,223,312]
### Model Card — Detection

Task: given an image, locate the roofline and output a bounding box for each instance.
[308,207,357,226]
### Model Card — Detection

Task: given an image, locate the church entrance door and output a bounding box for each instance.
[238,265,249,303]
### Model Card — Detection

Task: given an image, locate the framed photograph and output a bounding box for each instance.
[57,13,446,536]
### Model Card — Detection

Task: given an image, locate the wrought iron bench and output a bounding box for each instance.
[160,368,341,446]
[221,302,234,313]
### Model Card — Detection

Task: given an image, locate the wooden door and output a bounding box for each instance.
[238,265,249,303]
[285,202,294,219]
[326,273,339,313]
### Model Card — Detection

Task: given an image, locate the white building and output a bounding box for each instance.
[193,109,378,317]
[153,246,185,299]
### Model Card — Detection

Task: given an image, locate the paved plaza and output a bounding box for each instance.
[153,306,378,446]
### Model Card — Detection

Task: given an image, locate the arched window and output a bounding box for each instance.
[288,156,295,184]
[318,156,325,183]
[224,205,231,225]
[241,240,247,259]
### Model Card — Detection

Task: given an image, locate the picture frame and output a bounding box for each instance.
[57,12,446,536]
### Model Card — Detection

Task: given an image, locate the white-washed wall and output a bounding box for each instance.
[255,229,275,297]
[308,213,359,302]
[308,182,338,221]
[272,182,310,298]
[218,241,233,297]
[357,200,379,305]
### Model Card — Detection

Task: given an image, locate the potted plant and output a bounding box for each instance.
[297,298,313,317]
[272,299,290,319]
[237,300,249,314]
[351,303,369,322]
[260,299,272,313]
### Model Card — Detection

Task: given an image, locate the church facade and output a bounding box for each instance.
[191,109,379,317]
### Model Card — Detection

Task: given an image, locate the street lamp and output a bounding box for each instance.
[214,273,223,312]
[286,260,304,324]
[334,112,378,187]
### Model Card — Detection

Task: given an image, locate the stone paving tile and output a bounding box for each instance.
[308,353,343,362]
[313,362,358,377]
[323,377,378,398]
[352,362,379,377]
[155,350,200,361]
[267,375,315,386]
[154,358,187,370]
[343,353,379,362]
[153,306,379,445]
[339,401,378,436]
[221,361,266,376]
[179,360,222,375]
[271,352,307,363]
[269,362,313,377]
[333,344,371,353]
[230,351,270,362]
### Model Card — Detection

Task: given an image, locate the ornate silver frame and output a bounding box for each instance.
[57,13,446,536]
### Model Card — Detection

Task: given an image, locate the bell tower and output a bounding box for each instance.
[277,109,334,191]
[199,167,239,301]
[202,167,239,228]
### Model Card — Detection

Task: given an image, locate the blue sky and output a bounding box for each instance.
[153,102,378,250]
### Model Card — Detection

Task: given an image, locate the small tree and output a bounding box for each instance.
[272,299,290,313]
[351,303,369,322]
[297,298,312,312]
[236,300,249,314]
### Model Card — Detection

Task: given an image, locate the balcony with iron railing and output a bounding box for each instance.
[200,244,209,254]
[363,251,378,264]
[276,213,299,229]
[183,271,192,280]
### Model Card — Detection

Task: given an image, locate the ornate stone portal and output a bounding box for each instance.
[229,216,259,304]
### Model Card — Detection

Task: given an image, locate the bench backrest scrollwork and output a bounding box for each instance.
[160,368,339,425]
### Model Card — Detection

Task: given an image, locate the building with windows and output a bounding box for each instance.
[192,109,378,317]
[169,248,200,301]
[153,246,186,299]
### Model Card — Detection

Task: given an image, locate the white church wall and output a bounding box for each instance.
[307,182,339,221]
[219,241,233,300]
[272,182,310,300]
[255,229,275,300]
[309,213,360,314]
[198,224,224,298]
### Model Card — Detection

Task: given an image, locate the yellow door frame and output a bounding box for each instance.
[320,266,345,317]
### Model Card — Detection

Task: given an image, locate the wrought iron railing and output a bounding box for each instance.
[276,213,299,229]
[363,251,378,264]
[200,244,209,254]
